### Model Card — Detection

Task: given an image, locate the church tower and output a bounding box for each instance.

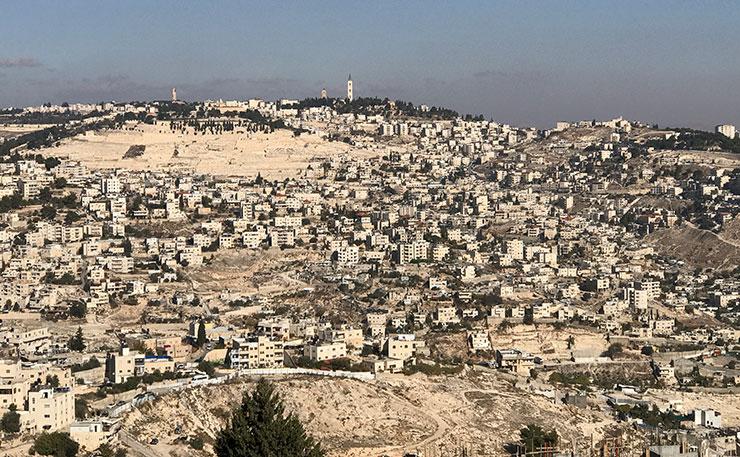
[172,87,177,102]
[347,74,353,102]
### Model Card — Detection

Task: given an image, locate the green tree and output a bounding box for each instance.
[196,321,207,348]
[68,327,86,351]
[69,300,87,319]
[523,308,534,325]
[566,336,575,349]
[46,374,60,387]
[97,443,114,457]
[75,398,88,419]
[33,432,79,457]
[40,205,57,220]
[197,360,216,377]
[1,403,20,433]
[606,343,623,359]
[65,211,82,225]
[520,424,558,453]
[215,379,324,457]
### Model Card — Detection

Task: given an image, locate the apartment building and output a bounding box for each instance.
[496,349,535,375]
[383,334,425,361]
[26,386,75,433]
[105,347,175,384]
[227,336,284,370]
[304,341,347,361]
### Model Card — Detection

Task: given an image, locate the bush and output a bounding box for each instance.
[404,362,464,376]
[190,437,204,450]
[549,371,590,387]
[70,358,101,373]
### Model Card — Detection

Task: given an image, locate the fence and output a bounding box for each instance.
[237,367,375,380]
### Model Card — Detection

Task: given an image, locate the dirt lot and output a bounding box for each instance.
[185,247,322,296]
[489,325,609,362]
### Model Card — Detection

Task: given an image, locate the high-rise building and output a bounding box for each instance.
[716,124,736,139]
[347,74,353,102]
[172,87,177,102]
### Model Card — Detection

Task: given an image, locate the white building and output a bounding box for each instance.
[716,124,736,139]
[693,409,722,428]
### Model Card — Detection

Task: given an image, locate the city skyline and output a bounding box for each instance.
[3,3,740,455]
[1,1,740,129]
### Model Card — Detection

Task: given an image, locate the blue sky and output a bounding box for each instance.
[1,1,739,129]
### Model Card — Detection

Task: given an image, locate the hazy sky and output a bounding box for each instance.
[1,1,739,129]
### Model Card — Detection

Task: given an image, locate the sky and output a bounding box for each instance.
[1,1,739,130]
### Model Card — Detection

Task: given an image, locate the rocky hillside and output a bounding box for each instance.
[120,373,631,457]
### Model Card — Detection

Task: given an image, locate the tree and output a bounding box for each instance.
[606,343,623,359]
[641,346,654,356]
[523,308,534,325]
[520,424,558,453]
[197,360,216,377]
[75,398,88,419]
[566,336,575,349]
[65,211,82,224]
[215,379,324,457]
[122,239,132,255]
[40,205,57,220]
[97,443,114,457]
[33,432,79,457]
[68,327,86,351]
[69,300,87,319]
[196,321,206,348]
[1,404,20,433]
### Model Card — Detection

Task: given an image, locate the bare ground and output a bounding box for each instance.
[119,373,628,457]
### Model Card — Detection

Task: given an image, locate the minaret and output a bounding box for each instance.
[321,88,327,99]
[172,87,177,102]
[347,74,353,102]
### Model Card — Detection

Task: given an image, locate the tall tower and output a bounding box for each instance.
[321,88,327,99]
[347,74,353,102]
[172,87,177,102]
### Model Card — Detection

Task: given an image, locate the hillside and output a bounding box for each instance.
[119,374,626,457]
[645,223,740,270]
[45,122,375,179]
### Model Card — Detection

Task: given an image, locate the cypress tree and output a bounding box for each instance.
[215,379,324,457]
[68,327,85,351]
[196,321,206,348]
